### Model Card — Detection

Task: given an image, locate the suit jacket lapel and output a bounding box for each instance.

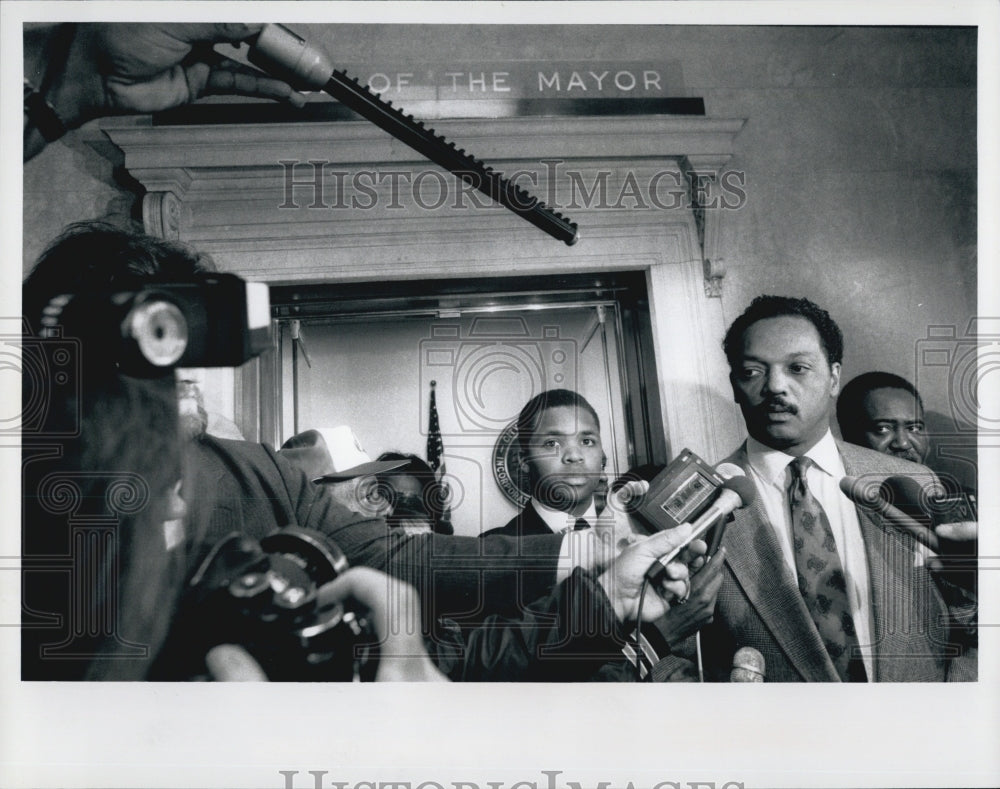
[723,444,840,681]
[838,441,918,682]
[520,505,559,536]
[853,506,893,682]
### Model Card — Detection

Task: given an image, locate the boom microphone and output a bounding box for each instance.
[839,475,939,552]
[645,475,757,584]
[730,646,765,682]
[240,25,579,244]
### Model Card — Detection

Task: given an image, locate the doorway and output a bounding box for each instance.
[267,271,664,535]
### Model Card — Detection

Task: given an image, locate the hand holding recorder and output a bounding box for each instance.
[597,519,708,622]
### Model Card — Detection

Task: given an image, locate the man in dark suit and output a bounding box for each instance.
[697,295,975,681]
[482,388,607,539]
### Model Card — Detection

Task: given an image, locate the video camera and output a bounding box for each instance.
[179,526,377,681]
[37,273,271,375]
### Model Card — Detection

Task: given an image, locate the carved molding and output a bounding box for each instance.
[681,153,738,298]
[103,115,745,167]
[103,115,744,284]
[141,191,182,240]
[703,257,726,298]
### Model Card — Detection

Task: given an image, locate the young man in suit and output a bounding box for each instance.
[482,389,607,538]
[698,295,975,681]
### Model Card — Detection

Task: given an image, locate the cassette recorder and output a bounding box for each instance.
[633,448,727,534]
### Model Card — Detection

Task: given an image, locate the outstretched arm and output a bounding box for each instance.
[435,525,707,681]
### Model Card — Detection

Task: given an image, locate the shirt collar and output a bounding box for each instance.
[531,497,597,532]
[745,429,844,487]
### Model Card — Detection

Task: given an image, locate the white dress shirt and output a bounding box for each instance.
[744,430,875,680]
[531,497,597,533]
[548,498,603,584]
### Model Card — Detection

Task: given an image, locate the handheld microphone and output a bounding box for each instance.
[839,475,939,552]
[715,462,745,480]
[730,646,765,682]
[707,463,745,555]
[880,477,977,592]
[879,473,978,526]
[645,475,757,585]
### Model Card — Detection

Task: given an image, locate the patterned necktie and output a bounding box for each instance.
[787,457,866,682]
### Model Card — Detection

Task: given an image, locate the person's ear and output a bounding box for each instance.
[829,361,842,397]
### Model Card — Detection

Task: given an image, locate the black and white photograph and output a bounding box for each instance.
[3,2,998,788]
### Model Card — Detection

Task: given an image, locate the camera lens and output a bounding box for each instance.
[124,299,188,367]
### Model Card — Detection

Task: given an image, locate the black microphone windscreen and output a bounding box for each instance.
[881,474,958,526]
[840,475,879,506]
[880,475,933,526]
[722,475,758,508]
[881,473,945,502]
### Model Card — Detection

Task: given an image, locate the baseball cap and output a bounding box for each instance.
[278,426,406,483]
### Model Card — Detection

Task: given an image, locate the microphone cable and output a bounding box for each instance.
[633,577,651,682]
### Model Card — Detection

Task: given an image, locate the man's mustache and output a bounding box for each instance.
[754,397,798,415]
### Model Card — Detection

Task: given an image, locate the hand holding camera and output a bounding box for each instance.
[318,569,448,682]
[203,566,447,682]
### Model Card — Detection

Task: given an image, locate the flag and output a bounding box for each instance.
[426,380,452,533]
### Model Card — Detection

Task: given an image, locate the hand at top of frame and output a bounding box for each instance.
[25,23,306,159]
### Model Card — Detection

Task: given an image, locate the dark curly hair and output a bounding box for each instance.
[23,220,213,332]
[722,294,844,368]
[21,221,195,679]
